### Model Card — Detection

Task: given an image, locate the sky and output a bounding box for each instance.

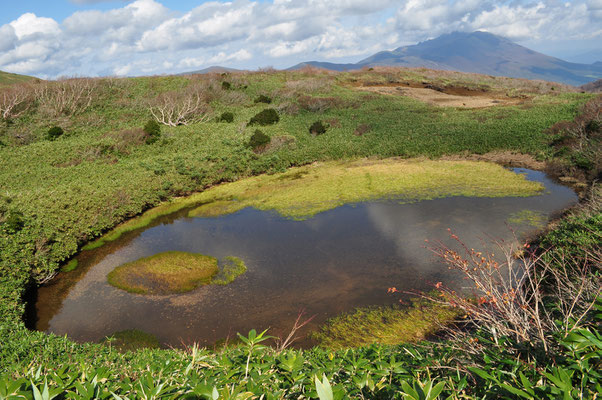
[0,0,601,79]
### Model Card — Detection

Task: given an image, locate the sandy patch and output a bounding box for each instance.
[356,85,520,108]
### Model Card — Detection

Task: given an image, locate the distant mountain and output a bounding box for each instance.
[290,31,602,86]
[179,66,242,75]
[581,78,602,93]
[0,70,37,86]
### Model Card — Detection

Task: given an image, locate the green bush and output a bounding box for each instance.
[1,211,24,233]
[248,129,271,150]
[249,109,279,126]
[254,94,272,104]
[309,120,327,135]
[572,152,594,170]
[143,120,161,144]
[46,126,64,141]
[585,120,600,133]
[221,81,232,90]
[219,112,234,123]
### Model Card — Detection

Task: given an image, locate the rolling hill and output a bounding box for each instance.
[290,31,602,86]
[0,70,37,86]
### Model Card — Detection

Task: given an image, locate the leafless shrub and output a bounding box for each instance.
[220,89,249,106]
[149,84,212,127]
[276,101,300,115]
[0,84,33,120]
[103,128,149,154]
[285,78,332,93]
[417,232,600,353]
[35,78,96,117]
[274,311,315,352]
[298,95,344,113]
[261,134,296,153]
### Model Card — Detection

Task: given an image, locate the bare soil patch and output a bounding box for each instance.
[355,84,520,108]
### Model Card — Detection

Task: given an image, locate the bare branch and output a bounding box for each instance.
[148,84,212,127]
[0,84,33,120]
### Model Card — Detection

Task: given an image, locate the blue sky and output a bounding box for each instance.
[1,0,601,78]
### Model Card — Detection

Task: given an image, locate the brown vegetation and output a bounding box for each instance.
[149,84,212,126]
[35,78,96,117]
[0,84,33,120]
[418,232,600,353]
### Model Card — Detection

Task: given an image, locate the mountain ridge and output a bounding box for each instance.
[289,31,602,86]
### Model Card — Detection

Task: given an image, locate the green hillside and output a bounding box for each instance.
[0,70,37,86]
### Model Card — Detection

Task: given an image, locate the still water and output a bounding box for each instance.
[33,169,577,347]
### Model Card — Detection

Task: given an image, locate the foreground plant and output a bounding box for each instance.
[418,230,600,353]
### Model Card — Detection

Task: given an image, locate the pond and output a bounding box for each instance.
[32,168,577,348]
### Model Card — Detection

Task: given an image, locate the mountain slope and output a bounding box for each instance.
[0,70,37,86]
[179,66,242,75]
[581,78,602,92]
[292,31,602,86]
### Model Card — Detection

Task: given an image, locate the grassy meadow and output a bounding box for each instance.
[0,67,600,398]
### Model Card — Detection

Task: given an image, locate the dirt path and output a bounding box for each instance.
[355,85,521,108]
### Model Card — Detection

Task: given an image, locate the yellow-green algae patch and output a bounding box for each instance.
[507,209,547,228]
[107,251,219,295]
[85,159,544,249]
[311,300,461,350]
[212,256,247,285]
[188,159,544,220]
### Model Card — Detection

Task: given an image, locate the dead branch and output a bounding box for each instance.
[0,85,33,120]
[148,85,212,127]
[35,78,96,117]
[274,311,315,352]
[419,231,601,353]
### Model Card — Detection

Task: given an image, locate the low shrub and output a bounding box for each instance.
[354,123,371,136]
[254,94,272,104]
[248,129,271,150]
[249,109,279,126]
[219,112,234,123]
[46,126,64,141]
[309,120,327,135]
[143,120,161,144]
[298,95,343,112]
[221,81,232,90]
[1,210,25,233]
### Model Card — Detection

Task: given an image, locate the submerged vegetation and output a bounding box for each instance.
[212,256,247,285]
[507,209,547,228]
[102,329,160,352]
[107,251,219,295]
[311,301,460,350]
[0,67,599,397]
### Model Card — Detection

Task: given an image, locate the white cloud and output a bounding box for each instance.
[0,0,600,78]
[0,24,18,52]
[10,13,60,39]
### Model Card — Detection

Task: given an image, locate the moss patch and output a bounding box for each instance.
[311,301,460,350]
[212,256,247,285]
[102,329,160,352]
[188,200,245,218]
[107,251,219,295]
[61,259,78,272]
[507,209,547,228]
[188,159,544,220]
